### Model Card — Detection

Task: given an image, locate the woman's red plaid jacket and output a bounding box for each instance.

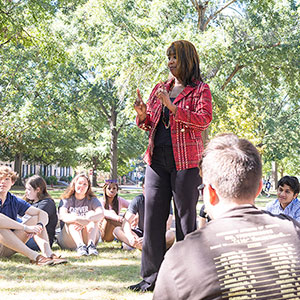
[137,78,213,171]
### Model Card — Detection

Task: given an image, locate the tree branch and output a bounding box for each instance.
[117,120,130,135]
[97,98,111,120]
[0,35,14,48]
[221,63,245,91]
[202,0,237,31]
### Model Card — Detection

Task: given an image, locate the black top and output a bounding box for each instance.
[154,98,175,147]
[31,198,58,246]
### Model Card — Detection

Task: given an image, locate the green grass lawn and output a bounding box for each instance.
[0,242,152,300]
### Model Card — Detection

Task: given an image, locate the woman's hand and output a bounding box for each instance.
[134,89,147,122]
[156,83,177,114]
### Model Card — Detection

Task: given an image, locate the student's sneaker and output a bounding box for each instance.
[121,242,135,251]
[50,253,68,265]
[87,242,98,256]
[76,244,88,256]
[31,255,54,266]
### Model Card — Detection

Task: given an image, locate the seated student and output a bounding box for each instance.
[24,175,58,251]
[154,133,300,300]
[0,166,66,265]
[99,180,129,242]
[57,173,104,256]
[265,175,299,222]
[113,181,175,250]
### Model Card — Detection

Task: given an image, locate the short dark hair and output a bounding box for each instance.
[277,176,299,195]
[201,133,262,201]
[166,40,203,86]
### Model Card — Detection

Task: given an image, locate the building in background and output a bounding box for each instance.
[0,161,74,179]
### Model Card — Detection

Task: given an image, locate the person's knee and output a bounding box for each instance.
[166,230,175,249]
[113,226,122,239]
[0,228,12,242]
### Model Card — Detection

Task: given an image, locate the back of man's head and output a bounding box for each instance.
[202,133,262,202]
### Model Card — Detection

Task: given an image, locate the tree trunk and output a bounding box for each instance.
[279,166,284,179]
[271,161,278,190]
[92,156,98,187]
[14,153,23,186]
[109,108,118,180]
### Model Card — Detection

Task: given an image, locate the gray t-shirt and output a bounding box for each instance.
[61,195,102,216]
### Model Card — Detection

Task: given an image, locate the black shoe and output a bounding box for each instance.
[128,280,154,292]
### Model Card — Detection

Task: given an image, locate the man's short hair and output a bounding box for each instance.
[201,133,262,201]
[0,166,18,182]
[277,176,299,195]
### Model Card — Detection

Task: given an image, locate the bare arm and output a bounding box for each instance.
[85,206,104,222]
[59,207,89,226]
[103,208,123,222]
[122,211,143,249]
[0,212,44,234]
[25,206,49,227]
[0,213,26,230]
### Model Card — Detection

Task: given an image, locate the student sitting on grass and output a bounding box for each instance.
[0,166,67,265]
[265,175,299,222]
[57,173,104,256]
[99,180,129,242]
[24,175,58,251]
[113,180,175,250]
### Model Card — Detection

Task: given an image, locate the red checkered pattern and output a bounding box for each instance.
[137,78,213,171]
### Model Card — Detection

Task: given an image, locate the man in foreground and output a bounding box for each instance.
[0,166,67,265]
[154,133,300,299]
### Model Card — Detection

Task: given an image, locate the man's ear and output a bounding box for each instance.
[255,180,263,198]
[208,184,219,206]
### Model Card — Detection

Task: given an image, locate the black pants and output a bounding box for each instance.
[141,146,201,284]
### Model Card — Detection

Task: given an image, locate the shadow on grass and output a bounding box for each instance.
[0,242,142,287]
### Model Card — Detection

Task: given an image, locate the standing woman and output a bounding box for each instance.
[25,175,58,251]
[57,173,104,256]
[130,40,213,291]
[99,180,129,242]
